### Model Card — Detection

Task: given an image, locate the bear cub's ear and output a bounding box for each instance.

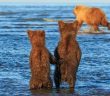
[27,30,34,40]
[58,20,65,29]
[37,30,45,37]
[73,20,79,28]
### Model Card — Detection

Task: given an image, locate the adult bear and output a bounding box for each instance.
[73,5,110,31]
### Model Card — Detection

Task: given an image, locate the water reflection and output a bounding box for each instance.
[30,88,79,96]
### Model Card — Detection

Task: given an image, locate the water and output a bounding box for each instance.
[0,4,110,96]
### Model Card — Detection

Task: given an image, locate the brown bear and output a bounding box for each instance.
[54,20,81,91]
[73,5,110,31]
[27,30,56,89]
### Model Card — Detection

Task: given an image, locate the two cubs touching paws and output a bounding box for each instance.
[27,20,82,91]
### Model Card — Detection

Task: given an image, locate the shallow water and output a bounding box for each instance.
[0,4,110,96]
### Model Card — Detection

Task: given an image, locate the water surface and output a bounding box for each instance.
[0,4,110,96]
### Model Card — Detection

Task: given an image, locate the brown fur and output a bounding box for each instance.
[73,5,110,31]
[54,20,81,90]
[27,30,56,89]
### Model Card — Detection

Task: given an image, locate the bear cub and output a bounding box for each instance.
[54,20,81,90]
[27,30,56,89]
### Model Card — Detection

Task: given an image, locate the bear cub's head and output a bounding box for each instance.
[58,20,79,38]
[27,30,45,47]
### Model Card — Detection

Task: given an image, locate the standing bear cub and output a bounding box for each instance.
[27,30,56,89]
[73,5,110,31]
[54,20,81,90]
